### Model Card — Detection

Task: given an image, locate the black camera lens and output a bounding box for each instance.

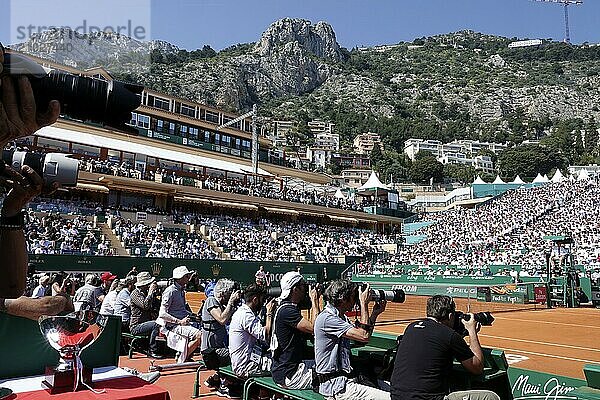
[370,289,405,303]
[3,52,143,132]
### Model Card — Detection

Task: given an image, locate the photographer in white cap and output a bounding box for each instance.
[158,265,201,361]
[270,271,321,390]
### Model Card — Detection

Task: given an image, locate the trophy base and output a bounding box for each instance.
[42,366,93,394]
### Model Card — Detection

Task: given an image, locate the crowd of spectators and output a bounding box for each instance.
[392,180,600,274]
[79,158,361,212]
[111,217,218,259]
[24,210,114,256]
[204,216,392,263]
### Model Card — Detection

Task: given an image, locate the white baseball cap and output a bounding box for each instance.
[279,271,304,300]
[172,266,195,279]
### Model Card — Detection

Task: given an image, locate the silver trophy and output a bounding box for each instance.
[39,310,108,394]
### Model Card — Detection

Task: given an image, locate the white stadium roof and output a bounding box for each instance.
[35,126,272,176]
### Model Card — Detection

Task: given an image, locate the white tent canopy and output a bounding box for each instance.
[358,171,389,191]
[334,188,346,199]
[578,169,590,181]
[511,175,525,184]
[532,173,549,183]
[550,169,565,183]
[473,176,486,184]
[492,175,505,184]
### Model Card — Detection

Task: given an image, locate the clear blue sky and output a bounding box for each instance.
[1,0,599,50]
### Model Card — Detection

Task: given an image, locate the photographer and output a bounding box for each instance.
[158,266,201,361]
[114,276,136,332]
[390,295,499,400]
[314,281,389,400]
[130,271,162,359]
[270,271,321,390]
[73,273,104,312]
[229,284,276,378]
[199,278,241,395]
[100,278,122,316]
[0,44,60,299]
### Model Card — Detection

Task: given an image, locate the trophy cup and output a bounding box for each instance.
[39,310,108,394]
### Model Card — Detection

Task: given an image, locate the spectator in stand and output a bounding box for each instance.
[31,275,50,298]
[114,276,136,332]
[100,272,117,299]
[130,271,163,359]
[270,271,321,390]
[50,272,74,297]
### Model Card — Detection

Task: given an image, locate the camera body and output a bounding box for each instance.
[452,311,495,336]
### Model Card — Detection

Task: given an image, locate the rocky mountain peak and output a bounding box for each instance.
[11,28,179,69]
[253,18,344,62]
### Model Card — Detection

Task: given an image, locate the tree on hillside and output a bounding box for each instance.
[409,152,444,184]
[443,163,477,185]
[370,145,384,171]
[497,144,567,179]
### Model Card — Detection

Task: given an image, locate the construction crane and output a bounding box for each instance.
[533,0,583,43]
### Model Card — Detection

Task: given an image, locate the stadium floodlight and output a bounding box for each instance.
[217,104,259,176]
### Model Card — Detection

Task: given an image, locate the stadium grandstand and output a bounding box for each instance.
[1,48,599,400]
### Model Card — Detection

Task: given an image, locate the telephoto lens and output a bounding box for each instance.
[463,311,495,326]
[2,51,143,132]
[369,289,405,303]
[1,149,79,187]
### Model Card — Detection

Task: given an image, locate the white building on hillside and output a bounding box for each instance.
[404,138,507,161]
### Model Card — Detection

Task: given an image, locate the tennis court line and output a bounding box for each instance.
[479,334,600,353]
[497,347,600,364]
[493,316,600,329]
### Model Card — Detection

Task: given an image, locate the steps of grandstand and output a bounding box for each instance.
[101,224,129,256]
[403,221,435,234]
[200,231,228,260]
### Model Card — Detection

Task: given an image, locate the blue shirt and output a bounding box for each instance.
[314,303,353,397]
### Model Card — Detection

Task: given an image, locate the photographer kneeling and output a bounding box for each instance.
[315,280,390,400]
[390,295,499,400]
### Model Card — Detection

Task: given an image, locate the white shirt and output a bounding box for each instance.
[228,304,267,377]
[100,290,119,315]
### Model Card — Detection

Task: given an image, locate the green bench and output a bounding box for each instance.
[121,332,149,359]
[570,364,600,400]
[244,376,324,400]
